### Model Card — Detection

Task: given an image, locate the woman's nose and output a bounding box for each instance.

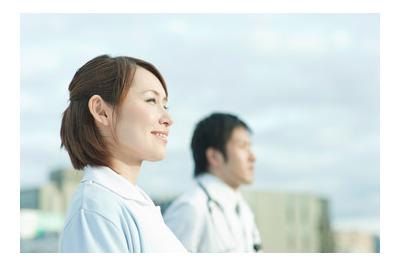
[160,110,173,127]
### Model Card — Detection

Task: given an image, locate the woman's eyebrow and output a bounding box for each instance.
[143,89,167,102]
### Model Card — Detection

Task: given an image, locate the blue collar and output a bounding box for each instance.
[81,166,154,206]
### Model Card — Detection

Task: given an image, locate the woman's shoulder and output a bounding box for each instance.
[65,181,127,225]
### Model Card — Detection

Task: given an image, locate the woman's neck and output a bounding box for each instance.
[109,158,142,185]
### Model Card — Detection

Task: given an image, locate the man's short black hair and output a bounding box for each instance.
[191,112,251,177]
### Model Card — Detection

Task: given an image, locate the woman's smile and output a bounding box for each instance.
[151,130,169,143]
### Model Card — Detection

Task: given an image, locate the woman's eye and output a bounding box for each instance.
[146,98,168,110]
[146,98,157,104]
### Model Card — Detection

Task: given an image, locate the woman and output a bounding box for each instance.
[59,54,186,252]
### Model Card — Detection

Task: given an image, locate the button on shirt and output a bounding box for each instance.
[163,174,262,252]
[59,166,187,252]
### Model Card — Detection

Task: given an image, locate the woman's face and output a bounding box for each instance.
[109,66,173,164]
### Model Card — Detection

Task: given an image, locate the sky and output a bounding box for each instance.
[20,14,379,234]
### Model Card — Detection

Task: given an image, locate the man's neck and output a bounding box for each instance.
[207,169,240,191]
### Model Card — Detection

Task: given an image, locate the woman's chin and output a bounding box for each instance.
[146,151,166,162]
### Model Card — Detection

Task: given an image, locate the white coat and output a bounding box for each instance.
[163,173,262,252]
[59,166,187,252]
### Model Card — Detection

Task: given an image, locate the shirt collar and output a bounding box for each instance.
[197,173,241,211]
[82,165,154,206]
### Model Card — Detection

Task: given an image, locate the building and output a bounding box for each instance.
[46,168,83,214]
[241,189,334,252]
[21,168,83,215]
[20,187,40,209]
[334,230,380,252]
[20,168,83,252]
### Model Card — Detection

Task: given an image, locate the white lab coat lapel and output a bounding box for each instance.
[198,174,243,251]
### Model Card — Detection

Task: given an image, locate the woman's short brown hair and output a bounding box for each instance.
[60,54,167,170]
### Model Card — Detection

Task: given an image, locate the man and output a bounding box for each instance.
[163,112,262,252]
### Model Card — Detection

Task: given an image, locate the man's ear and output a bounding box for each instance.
[88,95,112,127]
[205,147,224,168]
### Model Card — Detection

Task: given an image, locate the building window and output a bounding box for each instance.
[287,233,295,251]
[286,196,294,225]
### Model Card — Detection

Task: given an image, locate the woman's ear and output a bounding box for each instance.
[88,95,111,127]
[206,147,224,168]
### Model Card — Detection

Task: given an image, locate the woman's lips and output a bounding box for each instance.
[151,131,168,143]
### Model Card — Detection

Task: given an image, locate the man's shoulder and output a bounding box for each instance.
[165,183,209,215]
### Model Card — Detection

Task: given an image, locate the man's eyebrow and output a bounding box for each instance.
[236,140,251,145]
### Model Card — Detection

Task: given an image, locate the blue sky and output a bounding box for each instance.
[20,14,379,233]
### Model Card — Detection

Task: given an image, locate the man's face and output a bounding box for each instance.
[219,126,256,188]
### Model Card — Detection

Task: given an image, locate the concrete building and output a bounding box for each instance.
[20,187,40,209]
[21,168,83,215]
[20,168,83,252]
[47,168,83,214]
[334,230,379,252]
[241,189,334,252]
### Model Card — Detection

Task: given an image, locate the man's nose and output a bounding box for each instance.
[249,150,256,162]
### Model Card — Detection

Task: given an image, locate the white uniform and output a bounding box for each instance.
[163,173,262,252]
[59,166,187,252]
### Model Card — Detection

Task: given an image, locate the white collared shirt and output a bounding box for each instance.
[59,166,187,252]
[163,173,262,252]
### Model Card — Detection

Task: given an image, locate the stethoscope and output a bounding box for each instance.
[196,180,262,252]
[196,180,237,251]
